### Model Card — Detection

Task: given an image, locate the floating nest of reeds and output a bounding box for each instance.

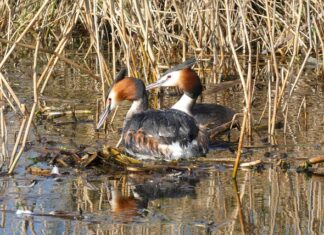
[25,137,324,178]
[27,143,202,176]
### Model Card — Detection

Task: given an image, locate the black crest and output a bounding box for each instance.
[114,68,128,84]
[160,57,196,77]
[106,68,128,96]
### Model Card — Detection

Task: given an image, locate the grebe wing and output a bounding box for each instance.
[192,103,236,127]
[123,109,199,146]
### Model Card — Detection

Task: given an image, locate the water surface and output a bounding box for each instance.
[1,57,324,234]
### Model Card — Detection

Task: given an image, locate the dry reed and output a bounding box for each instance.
[0,0,323,174]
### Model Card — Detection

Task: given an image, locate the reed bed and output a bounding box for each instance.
[0,0,323,174]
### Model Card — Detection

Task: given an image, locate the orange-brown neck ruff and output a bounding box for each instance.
[113,77,145,102]
[178,68,203,99]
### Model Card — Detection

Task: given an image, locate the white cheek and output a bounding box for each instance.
[108,90,118,110]
[161,71,180,87]
[110,100,117,110]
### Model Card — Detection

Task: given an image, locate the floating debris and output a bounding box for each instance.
[27,166,51,176]
[239,160,263,169]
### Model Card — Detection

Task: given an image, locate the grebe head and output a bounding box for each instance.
[146,58,203,99]
[97,69,146,129]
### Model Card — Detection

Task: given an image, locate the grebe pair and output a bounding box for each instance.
[97,59,235,160]
[146,58,235,129]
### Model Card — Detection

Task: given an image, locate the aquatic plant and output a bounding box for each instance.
[0,0,323,175]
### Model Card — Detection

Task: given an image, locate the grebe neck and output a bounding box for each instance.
[125,94,148,124]
[171,93,196,116]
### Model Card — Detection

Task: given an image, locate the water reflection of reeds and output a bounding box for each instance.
[0,0,323,173]
[0,168,322,233]
[0,1,324,233]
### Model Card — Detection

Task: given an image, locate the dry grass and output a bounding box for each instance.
[0,0,323,174]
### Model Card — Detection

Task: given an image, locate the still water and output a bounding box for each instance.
[1,57,324,234]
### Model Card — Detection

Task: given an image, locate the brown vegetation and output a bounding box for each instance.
[0,0,323,174]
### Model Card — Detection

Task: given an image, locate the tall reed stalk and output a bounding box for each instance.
[0,0,323,174]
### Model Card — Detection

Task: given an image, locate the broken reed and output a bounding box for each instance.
[0,0,323,174]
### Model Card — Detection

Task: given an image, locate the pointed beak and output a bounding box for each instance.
[96,102,111,129]
[146,78,166,90]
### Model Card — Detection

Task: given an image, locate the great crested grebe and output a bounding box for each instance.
[146,58,236,130]
[97,69,208,160]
